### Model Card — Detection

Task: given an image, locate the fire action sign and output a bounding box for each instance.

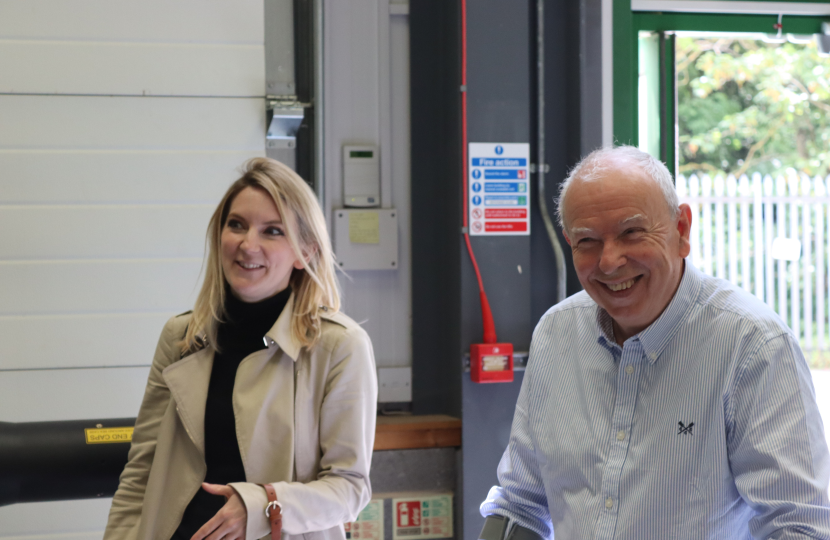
[468,143,531,235]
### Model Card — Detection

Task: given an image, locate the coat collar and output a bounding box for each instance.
[191,291,304,361]
[162,291,301,454]
[264,292,304,361]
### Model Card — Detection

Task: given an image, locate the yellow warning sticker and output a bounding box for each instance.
[84,427,134,444]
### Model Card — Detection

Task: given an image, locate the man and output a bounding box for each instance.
[480,146,830,539]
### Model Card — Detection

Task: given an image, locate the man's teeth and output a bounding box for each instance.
[608,278,635,292]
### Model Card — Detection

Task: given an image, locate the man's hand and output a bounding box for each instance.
[190,482,248,540]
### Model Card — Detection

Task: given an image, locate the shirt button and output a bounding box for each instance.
[605,497,614,509]
[616,430,626,441]
[625,365,634,374]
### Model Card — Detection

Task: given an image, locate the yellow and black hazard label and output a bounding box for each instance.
[84,427,134,444]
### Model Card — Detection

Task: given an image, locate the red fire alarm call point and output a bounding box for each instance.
[470,342,514,383]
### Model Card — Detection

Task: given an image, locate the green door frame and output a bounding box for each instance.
[613,0,830,175]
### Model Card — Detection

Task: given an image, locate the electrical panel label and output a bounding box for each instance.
[469,143,531,235]
[392,494,453,540]
[346,499,384,540]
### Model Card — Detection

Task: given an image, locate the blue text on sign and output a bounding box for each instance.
[485,195,527,206]
[485,183,527,193]
[471,158,527,167]
[484,169,527,180]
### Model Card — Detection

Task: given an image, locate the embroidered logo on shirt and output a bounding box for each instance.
[678,421,694,435]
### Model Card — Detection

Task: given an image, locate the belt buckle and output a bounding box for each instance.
[265,500,282,519]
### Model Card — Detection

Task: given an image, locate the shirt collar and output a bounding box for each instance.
[596,261,701,363]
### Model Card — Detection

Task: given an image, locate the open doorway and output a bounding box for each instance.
[629,11,830,451]
[673,31,830,440]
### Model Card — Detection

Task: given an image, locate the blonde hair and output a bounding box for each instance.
[181,157,340,354]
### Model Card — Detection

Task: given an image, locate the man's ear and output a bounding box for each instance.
[562,229,572,246]
[677,204,692,258]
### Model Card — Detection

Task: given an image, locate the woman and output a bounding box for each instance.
[104,158,377,540]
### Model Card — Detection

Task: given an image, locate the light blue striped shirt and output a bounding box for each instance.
[481,263,830,539]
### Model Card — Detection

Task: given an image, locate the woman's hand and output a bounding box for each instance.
[190,483,248,540]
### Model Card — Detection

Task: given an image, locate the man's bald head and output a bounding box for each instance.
[557,146,679,234]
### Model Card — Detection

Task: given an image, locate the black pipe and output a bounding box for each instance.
[0,417,135,506]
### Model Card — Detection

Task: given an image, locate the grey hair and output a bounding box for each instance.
[556,145,679,231]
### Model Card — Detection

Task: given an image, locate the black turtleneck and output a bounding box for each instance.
[173,287,291,540]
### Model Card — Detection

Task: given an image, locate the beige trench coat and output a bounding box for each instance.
[104,296,377,540]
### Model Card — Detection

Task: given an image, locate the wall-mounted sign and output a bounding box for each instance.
[345,499,384,540]
[468,143,531,236]
[392,494,453,539]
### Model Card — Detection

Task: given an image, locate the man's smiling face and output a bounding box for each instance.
[562,158,691,343]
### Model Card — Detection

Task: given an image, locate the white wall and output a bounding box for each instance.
[0,0,414,535]
[0,0,266,536]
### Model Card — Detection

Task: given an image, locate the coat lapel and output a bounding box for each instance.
[265,293,303,361]
[162,347,214,455]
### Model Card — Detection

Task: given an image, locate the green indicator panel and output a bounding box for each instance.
[350,150,374,158]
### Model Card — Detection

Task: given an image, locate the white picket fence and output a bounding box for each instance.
[677,173,830,352]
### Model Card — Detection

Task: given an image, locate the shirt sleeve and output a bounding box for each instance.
[232,325,378,538]
[103,316,183,540]
[480,341,553,539]
[727,332,830,539]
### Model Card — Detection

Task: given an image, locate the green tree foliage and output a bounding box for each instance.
[678,36,830,178]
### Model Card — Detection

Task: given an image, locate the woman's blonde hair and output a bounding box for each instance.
[181,157,340,354]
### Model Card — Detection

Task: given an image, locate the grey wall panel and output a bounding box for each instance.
[0,96,266,151]
[0,151,261,204]
[0,498,111,539]
[461,373,523,540]
[0,0,264,43]
[0,313,169,370]
[0,259,202,315]
[264,0,296,95]
[371,448,457,494]
[323,0,411,369]
[410,0,462,417]
[0,206,212,260]
[0,367,150,422]
[0,41,264,97]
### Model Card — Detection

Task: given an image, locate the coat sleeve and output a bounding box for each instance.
[103,315,185,540]
[232,324,378,538]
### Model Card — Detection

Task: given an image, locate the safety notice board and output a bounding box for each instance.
[468,143,531,235]
[345,499,383,540]
[392,493,453,539]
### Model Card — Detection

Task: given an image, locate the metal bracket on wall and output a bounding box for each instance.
[529,163,550,173]
[463,351,529,372]
[267,95,313,110]
[266,96,312,150]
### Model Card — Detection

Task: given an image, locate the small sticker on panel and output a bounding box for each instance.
[84,427,134,444]
[349,212,381,244]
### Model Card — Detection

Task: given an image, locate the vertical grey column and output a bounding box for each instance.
[412,2,583,539]
[460,2,531,540]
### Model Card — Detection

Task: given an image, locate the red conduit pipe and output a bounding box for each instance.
[461,0,497,345]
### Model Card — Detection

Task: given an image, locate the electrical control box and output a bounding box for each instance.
[343,145,380,207]
[470,343,514,383]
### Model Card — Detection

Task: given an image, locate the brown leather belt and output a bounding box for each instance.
[260,484,283,540]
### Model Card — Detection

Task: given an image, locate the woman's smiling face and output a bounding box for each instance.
[220,187,304,303]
